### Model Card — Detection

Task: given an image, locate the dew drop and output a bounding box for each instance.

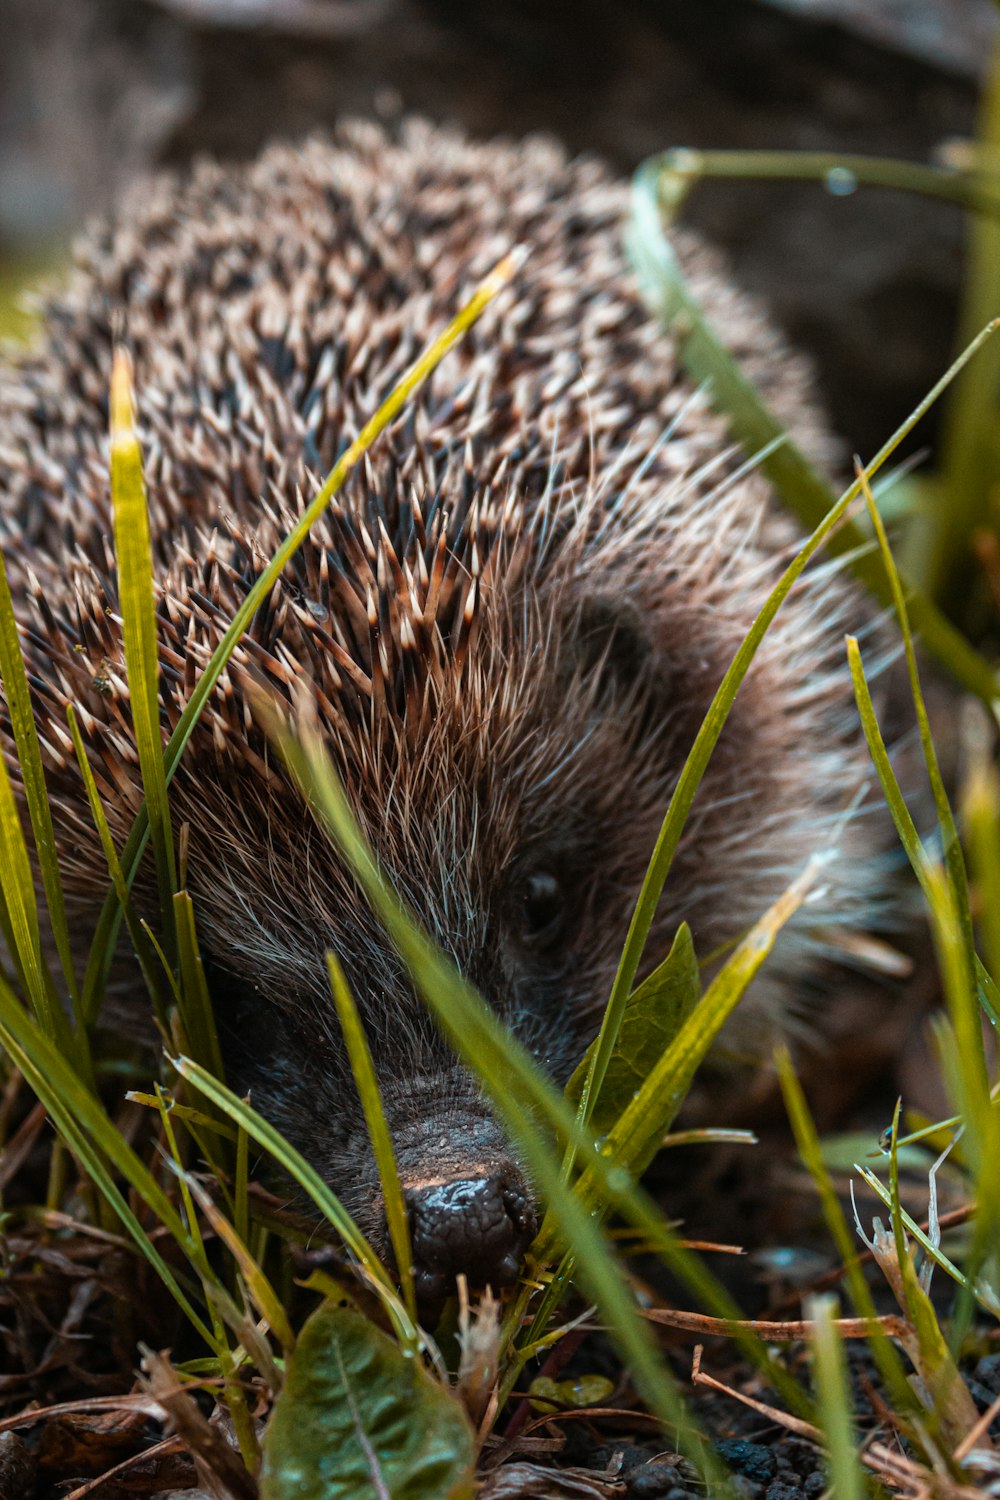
[825,166,858,197]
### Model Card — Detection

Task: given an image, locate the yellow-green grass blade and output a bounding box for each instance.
[173,1055,422,1356]
[962,733,1000,991]
[860,470,984,1082]
[594,860,820,1191]
[183,1168,295,1355]
[807,1295,864,1500]
[0,549,81,1015]
[509,864,827,1419]
[628,154,999,704]
[82,250,525,1023]
[0,974,214,1344]
[108,347,178,966]
[327,952,417,1325]
[66,705,169,1028]
[922,863,1000,1332]
[571,317,1000,1159]
[847,640,1000,1031]
[0,721,83,1073]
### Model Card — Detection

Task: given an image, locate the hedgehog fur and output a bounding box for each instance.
[0,119,882,1278]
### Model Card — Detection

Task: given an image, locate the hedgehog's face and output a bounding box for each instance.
[191,583,735,1307]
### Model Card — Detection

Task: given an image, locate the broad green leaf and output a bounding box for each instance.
[260,1301,475,1500]
[565,924,699,1140]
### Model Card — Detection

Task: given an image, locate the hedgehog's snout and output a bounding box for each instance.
[395,1169,537,1310]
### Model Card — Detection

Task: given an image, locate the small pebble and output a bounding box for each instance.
[765,1483,806,1500]
[714,1439,778,1485]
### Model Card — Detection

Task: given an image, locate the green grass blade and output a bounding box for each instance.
[846,640,999,1031]
[885,1098,983,1449]
[853,1162,994,1312]
[0,728,81,1068]
[173,890,226,1082]
[807,1295,864,1500]
[628,154,999,703]
[183,1170,295,1355]
[65,705,169,1028]
[775,1047,919,1423]
[0,975,214,1343]
[0,549,81,1014]
[927,44,1000,604]
[962,731,1000,991]
[859,470,983,1079]
[650,146,1000,219]
[108,347,178,965]
[172,1054,421,1354]
[327,952,417,1324]
[922,864,1000,1326]
[82,250,525,1022]
[584,859,823,1198]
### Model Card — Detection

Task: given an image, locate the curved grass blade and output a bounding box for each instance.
[82,250,526,1023]
[846,639,1000,1031]
[327,952,417,1325]
[172,1055,422,1356]
[628,154,999,704]
[650,147,1000,219]
[859,468,982,1075]
[0,974,214,1344]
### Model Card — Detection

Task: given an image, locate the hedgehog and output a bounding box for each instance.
[0,118,883,1307]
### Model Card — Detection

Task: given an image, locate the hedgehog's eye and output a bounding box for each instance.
[516,870,567,949]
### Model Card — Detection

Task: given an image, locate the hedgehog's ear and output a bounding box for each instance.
[564,594,658,705]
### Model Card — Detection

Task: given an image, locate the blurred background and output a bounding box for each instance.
[0,0,996,460]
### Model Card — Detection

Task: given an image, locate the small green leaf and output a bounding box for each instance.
[565,924,699,1139]
[260,1301,475,1500]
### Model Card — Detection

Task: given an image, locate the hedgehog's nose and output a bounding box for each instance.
[403,1172,537,1309]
